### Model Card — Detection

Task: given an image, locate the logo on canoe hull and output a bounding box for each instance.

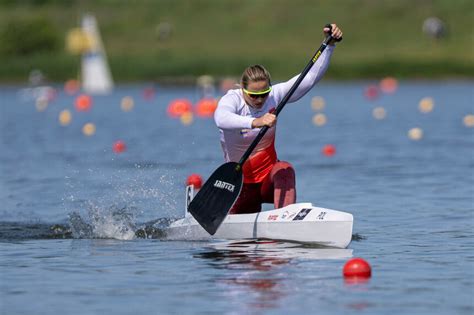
[267,214,278,221]
[214,180,235,193]
[293,208,312,221]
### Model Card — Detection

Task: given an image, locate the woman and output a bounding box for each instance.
[214,24,343,214]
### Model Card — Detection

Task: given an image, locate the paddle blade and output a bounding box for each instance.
[188,162,243,235]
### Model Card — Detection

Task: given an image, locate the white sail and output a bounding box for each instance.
[81,14,113,94]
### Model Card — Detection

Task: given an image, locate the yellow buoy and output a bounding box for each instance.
[312,113,327,126]
[463,114,474,128]
[372,107,386,120]
[121,96,135,112]
[311,96,325,111]
[82,123,96,136]
[180,112,194,126]
[59,110,72,126]
[419,97,434,113]
[408,127,423,141]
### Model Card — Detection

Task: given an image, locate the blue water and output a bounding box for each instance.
[1,81,473,314]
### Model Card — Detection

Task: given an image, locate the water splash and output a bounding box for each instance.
[68,204,177,240]
[69,204,138,240]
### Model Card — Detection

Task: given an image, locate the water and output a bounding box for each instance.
[1,81,473,314]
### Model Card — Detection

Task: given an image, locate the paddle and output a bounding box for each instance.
[189,24,341,235]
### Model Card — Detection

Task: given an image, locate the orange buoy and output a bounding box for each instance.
[75,94,92,112]
[322,144,336,157]
[113,140,127,153]
[186,174,203,189]
[379,77,398,94]
[195,98,218,118]
[343,258,372,278]
[167,99,193,118]
[64,79,80,95]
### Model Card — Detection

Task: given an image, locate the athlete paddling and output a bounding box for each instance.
[214,24,342,214]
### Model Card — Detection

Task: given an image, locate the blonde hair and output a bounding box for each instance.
[240,65,271,89]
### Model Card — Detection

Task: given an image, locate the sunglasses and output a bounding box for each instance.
[243,86,272,99]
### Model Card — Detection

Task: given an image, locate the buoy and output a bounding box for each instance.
[75,94,92,112]
[180,111,194,125]
[343,258,372,278]
[463,114,474,128]
[64,79,80,95]
[59,109,72,126]
[82,122,96,136]
[419,97,434,113]
[142,86,156,101]
[311,96,325,111]
[186,174,203,189]
[364,85,379,101]
[322,144,336,157]
[379,77,398,94]
[408,127,423,141]
[167,99,193,118]
[121,96,134,112]
[195,98,218,118]
[372,106,386,120]
[113,140,127,153]
[312,113,327,126]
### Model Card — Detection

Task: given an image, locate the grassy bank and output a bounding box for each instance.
[0,0,473,83]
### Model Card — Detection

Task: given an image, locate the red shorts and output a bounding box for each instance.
[229,161,296,214]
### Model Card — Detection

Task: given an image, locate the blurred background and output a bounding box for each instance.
[0,0,473,84]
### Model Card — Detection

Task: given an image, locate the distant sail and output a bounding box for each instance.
[81,14,113,94]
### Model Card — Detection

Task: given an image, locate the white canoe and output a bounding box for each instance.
[164,187,354,248]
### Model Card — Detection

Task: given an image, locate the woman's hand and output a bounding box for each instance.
[323,23,343,46]
[252,113,277,128]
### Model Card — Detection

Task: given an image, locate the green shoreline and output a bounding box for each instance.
[1,0,473,82]
[1,56,472,84]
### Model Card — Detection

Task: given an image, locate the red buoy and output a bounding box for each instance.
[343,258,372,278]
[142,86,156,101]
[113,140,127,153]
[364,85,379,101]
[186,174,203,189]
[74,94,92,112]
[167,99,193,118]
[322,144,336,157]
[194,98,218,118]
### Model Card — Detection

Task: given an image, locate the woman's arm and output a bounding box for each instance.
[272,45,334,103]
[214,92,254,130]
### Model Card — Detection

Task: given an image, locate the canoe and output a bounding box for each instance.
[163,186,354,248]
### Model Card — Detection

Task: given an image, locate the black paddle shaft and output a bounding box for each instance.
[238,26,338,167]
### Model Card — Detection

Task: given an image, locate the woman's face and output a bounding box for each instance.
[242,80,271,109]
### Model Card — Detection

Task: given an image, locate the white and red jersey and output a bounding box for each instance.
[214,46,334,183]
